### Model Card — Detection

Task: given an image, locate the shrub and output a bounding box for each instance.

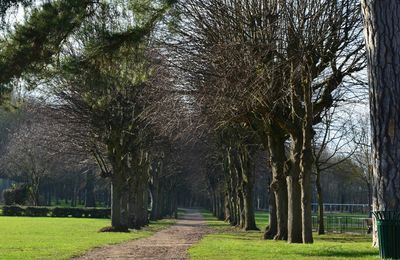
[25,207,50,217]
[14,185,29,205]
[70,208,84,218]
[2,185,29,205]
[51,208,84,218]
[51,207,110,218]
[2,205,25,216]
[86,208,111,218]
[2,189,15,205]
[1,205,110,219]
[52,207,70,217]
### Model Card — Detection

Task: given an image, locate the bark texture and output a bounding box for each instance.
[287,135,303,243]
[316,169,325,235]
[361,0,400,245]
[267,127,288,240]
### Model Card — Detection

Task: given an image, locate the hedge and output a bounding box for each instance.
[1,206,111,218]
[25,206,50,217]
[2,205,25,216]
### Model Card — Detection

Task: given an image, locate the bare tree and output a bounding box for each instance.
[351,115,373,214]
[173,0,364,243]
[313,107,362,234]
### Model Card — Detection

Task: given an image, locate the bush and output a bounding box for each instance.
[2,189,15,205]
[14,185,29,204]
[70,208,84,218]
[25,207,50,217]
[2,205,25,216]
[51,207,70,217]
[85,208,111,218]
[1,205,110,219]
[2,185,29,205]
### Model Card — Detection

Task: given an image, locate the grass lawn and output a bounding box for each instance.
[190,211,379,260]
[0,216,174,260]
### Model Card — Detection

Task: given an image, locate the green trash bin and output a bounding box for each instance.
[373,211,400,259]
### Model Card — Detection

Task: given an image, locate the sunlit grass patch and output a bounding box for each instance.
[0,216,174,260]
[190,211,378,260]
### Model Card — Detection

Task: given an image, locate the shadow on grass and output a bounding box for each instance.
[210,233,262,241]
[316,234,372,243]
[300,250,378,258]
[206,222,229,227]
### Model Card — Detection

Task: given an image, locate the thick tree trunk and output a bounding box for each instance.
[267,127,288,240]
[227,150,239,226]
[128,174,149,229]
[264,190,278,239]
[361,0,400,246]
[300,132,314,243]
[287,135,303,243]
[242,173,258,230]
[239,146,258,231]
[111,172,128,232]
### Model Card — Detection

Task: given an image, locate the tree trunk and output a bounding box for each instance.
[239,146,258,231]
[85,169,96,207]
[237,183,245,229]
[150,178,160,220]
[224,191,232,223]
[211,191,217,216]
[151,161,163,220]
[287,135,303,243]
[128,174,149,229]
[264,190,278,239]
[111,171,128,232]
[267,126,288,240]
[300,131,314,243]
[361,0,400,246]
[31,175,40,206]
[316,169,325,235]
[227,149,239,226]
[242,173,258,230]
[218,193,224,220]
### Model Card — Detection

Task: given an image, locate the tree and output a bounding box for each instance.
[361,0,400,245]
[351,115,373,214]
[0,103,95,206]
[0,0,176,231]
[175,0,364,243]
[312,107,362,234]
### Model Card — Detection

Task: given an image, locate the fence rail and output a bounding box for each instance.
[311,203,370,214]
[312,215,370,234]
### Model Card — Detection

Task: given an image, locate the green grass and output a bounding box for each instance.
[190,211,379,260]
[0,216,174,260]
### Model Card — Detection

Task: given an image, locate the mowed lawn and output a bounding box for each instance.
[0,216,174,260]
[190,211,379,260]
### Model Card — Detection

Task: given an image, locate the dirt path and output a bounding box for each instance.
[75,209,209,260]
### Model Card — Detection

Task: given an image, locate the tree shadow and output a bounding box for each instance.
[300,250,378,258]
[317,234,372,243]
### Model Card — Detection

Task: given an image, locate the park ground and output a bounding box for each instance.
[0,217,174,259]
[0,209,380,259]
[189,211,380,260]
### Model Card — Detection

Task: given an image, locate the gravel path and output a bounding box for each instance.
[75,209,209,260]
